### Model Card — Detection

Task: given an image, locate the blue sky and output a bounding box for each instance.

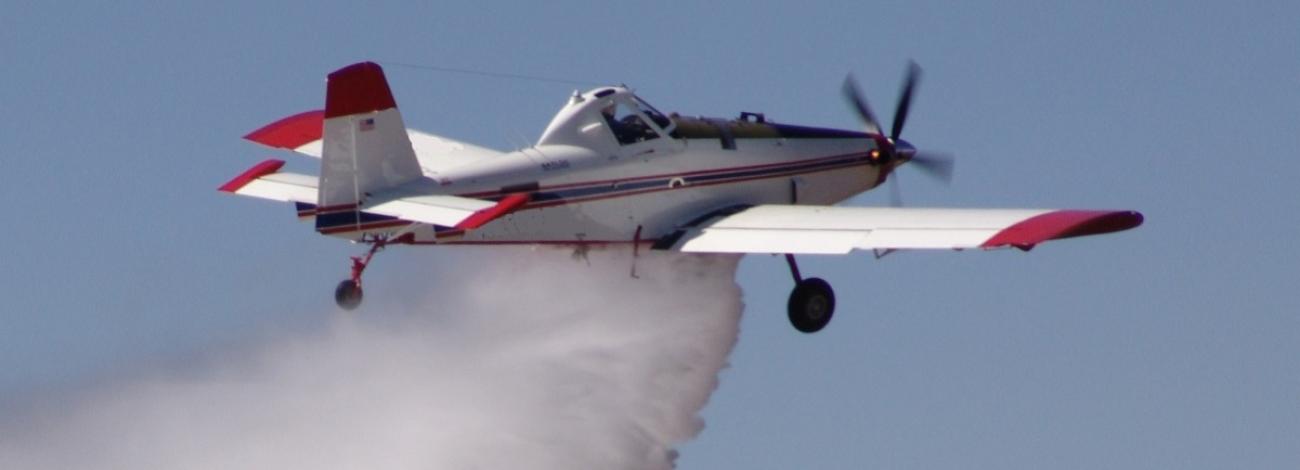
[2,1,1298,468]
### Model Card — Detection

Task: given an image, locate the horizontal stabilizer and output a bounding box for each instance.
[218,159,317,203]
[244,110,503,173]
[363,193,496,227]
[221,159,525,231]
[243,111,325,155]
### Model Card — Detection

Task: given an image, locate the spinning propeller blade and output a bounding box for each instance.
[842,75,882,136]
[890,61,920,141]
[909,151,954,185]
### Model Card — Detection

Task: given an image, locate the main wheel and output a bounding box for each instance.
[334,279,363,310]
[787,277,835,333]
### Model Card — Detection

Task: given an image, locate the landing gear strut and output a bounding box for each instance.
[334,236,390,311]
[784,254,836,333]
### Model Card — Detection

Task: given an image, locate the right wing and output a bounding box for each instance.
[656,205,1143,254]
[242,109,502,173]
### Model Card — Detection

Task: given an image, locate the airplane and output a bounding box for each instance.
[221,61,1142,333]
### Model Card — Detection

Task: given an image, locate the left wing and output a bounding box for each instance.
[656,205,1143,254]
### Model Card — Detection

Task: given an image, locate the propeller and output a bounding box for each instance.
[909,151,954,183]
[890,61,919,141]
[842,61,954,189]
[886,151,953,206]
[842,77,882,136]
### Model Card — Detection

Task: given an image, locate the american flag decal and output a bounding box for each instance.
[359,118,375,131]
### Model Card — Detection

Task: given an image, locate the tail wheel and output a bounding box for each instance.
[333,235,393,311]
[787,277,836,333]
[335,279,363,310]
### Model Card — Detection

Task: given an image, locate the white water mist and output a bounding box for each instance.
[1,247,743,469]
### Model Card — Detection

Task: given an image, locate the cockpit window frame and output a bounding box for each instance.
[633,95,675,134]
[601,95,671,146]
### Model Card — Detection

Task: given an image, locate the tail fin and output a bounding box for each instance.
[318,62,423,215]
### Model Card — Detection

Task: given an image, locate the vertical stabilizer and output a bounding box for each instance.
[318,62,422,219]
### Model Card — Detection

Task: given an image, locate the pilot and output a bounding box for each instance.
[601,103,618,127]
[602,103,639,144]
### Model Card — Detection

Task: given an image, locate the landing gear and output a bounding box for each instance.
[333,235,391,311]
[335,279,363,310]
[788,278,835,333]
[784,254,836,333]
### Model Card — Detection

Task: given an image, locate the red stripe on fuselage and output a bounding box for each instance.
[317,219,411,235]
[458,151,871,198]
[417,239,655,247]
[313,159,872,233]
[521,159,870,210]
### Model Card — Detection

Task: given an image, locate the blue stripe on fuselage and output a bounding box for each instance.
[310,152,870,230]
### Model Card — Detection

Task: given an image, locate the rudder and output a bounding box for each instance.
[317,62,423,229]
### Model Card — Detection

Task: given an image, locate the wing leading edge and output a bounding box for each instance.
[659,205,1143,254]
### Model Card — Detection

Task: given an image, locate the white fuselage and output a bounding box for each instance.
[327,86,887,245]
[404,137,880,245]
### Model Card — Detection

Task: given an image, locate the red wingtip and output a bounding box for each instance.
[981,210,1144,249]
[243,110,324,149]
[219,159,285,193]
[324,62,397,118]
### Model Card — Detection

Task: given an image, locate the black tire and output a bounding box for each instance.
[787,277,835,333]
[334,279,363,311]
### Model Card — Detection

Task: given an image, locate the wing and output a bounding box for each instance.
[243,110,502,173]
[656,205,1143,254]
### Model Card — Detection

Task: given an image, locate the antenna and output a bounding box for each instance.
[380,61,602,87]
[502,133,525,152]
[512,129,534,149]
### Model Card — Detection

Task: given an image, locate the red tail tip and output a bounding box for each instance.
[324,62,397,118]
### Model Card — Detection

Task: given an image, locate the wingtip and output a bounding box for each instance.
[981,209,1144,249]
[1126,210,1145,228]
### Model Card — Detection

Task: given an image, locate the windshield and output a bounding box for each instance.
[634,96,672,129]
[602,99,660,145]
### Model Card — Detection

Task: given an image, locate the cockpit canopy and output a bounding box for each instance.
[536,86,675,150]
[600,93,672,145]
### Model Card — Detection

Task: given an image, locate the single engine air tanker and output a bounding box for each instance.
[222,61,1142,333]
